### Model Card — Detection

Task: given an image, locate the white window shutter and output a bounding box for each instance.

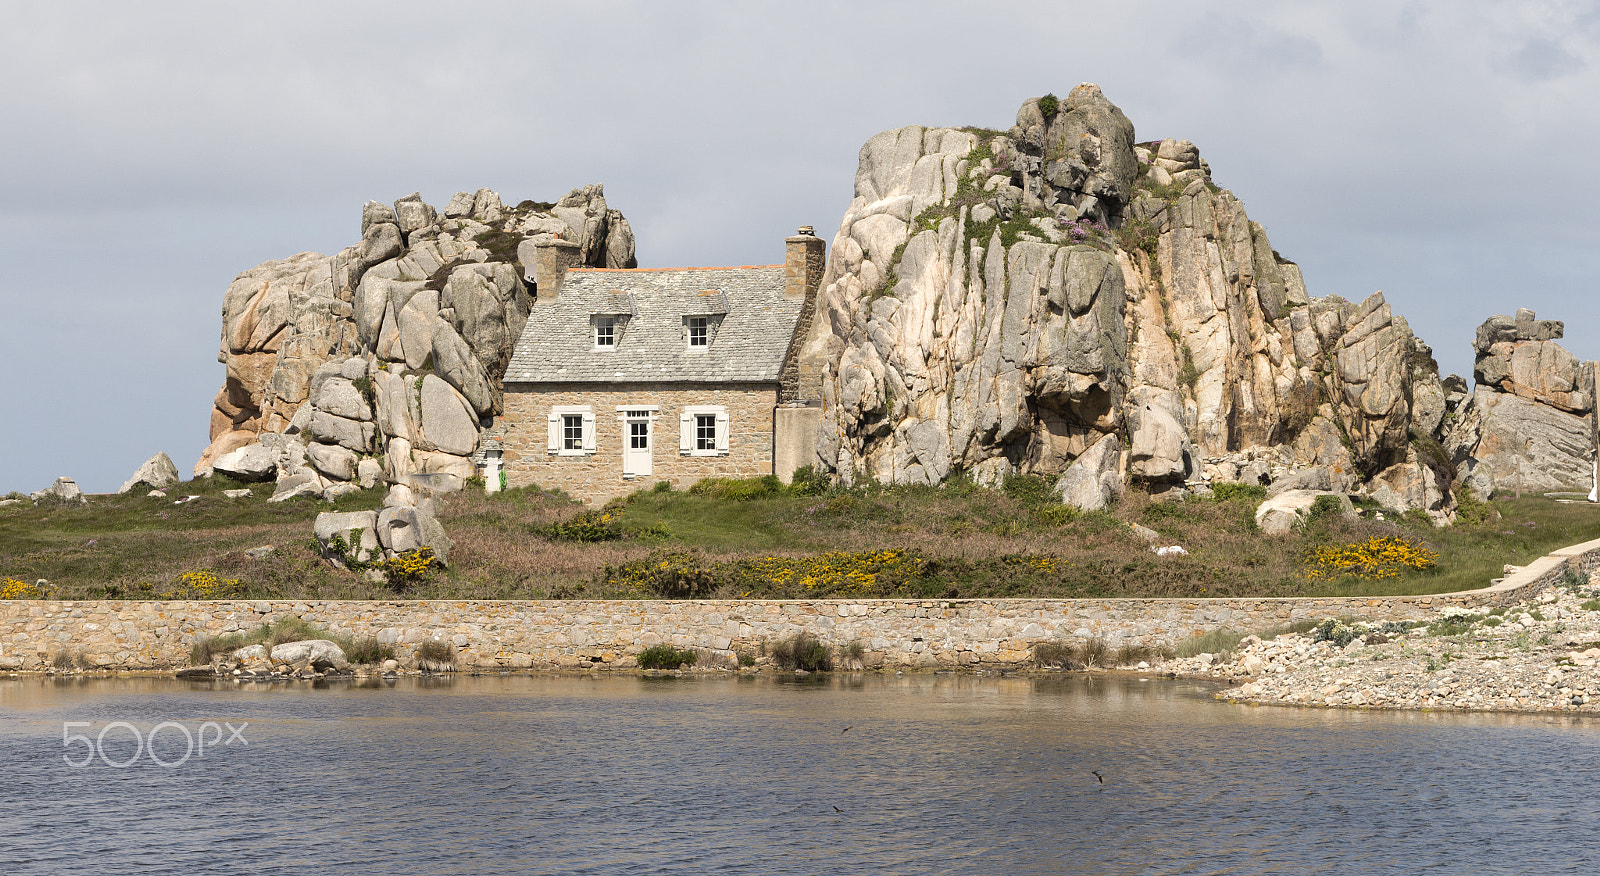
[715,410,729,453]
[546,411,560,453]
[679,411,693,453]
[581,410,596,452]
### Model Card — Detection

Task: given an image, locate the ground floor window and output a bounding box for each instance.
[546,406,595,455]
[680,406,729,456]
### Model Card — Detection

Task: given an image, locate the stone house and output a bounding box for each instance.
[495,228,826,503]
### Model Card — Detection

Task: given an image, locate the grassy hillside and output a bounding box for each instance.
[4,474,1599,602]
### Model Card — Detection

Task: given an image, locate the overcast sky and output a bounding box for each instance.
[2,1,1598,494]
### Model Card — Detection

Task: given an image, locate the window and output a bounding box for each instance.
[546,406,595,455]
[686,316,709,349]
[594,316,616,350]
[679,406,729,456]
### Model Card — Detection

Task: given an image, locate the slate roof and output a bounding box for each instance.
[504,266,802,384]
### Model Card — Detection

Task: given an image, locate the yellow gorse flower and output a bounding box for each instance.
[1302,536,1437,581]
[1,577,41,599]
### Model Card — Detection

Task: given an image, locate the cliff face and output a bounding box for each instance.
[198,185,635,497]
[810,84,1452,515]
[1444,310,1599,496]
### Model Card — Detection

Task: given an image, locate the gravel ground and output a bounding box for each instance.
[1162,579,1600,714]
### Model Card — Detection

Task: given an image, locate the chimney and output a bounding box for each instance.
[524,237,583,302]
[784,226,825,302]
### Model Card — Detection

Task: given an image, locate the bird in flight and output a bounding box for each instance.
[1092,771,1105,784]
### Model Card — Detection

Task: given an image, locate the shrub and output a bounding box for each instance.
[689,476,784,501]
[1453,485,1496,525]
[1032,642,1083,669]
[770,632,832,672]
[1211,482,1266,502]
[1032,504,1080,526]
[174,569,242,599]
[538,507,624,542]
[1300,494,1349,532]
[416,638,456,670]
[1311,617,1367,648]
[1001,473,1055,507]
[788,465,831,497]
[608,550,718,599]
[377,548,438,588]
[1427,614,1478,637]
[1140,501,1186,522]
[346,637,395,665]
[1175,629,1246,659]
[1,577,41,599]
[1037,93,1059,119]
[637,644,697,669]
[1302,536,1437,581]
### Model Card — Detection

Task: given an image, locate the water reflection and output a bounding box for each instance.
[1,673,1596,875]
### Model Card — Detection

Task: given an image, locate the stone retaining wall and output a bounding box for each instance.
[5,538,1597,672]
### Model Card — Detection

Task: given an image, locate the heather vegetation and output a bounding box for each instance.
[3,472,1600,602]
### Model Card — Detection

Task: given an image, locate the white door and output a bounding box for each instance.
[623,412,652,477]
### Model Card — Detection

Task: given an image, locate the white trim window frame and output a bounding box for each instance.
[547,405,596,456]
[685,315,710,351]
[679,405,729,457]
[593,315,618,351]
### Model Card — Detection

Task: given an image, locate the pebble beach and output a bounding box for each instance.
[1163,578,1600,714]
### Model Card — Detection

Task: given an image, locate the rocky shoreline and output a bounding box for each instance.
[1162,577,1600,715]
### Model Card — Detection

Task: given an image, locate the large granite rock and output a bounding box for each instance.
[1443,312,1598,497]
[269,640,349,670]
[31,476,87,504]
[118,453,180,494]
[195,185,635,484]
[808,85,1434,507]
[1254,490,1356,536]
[313,510,381,566]
[1052,432,1122,511]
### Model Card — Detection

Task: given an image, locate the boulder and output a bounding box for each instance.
[118,453,180,494]
[313,509,380,566]
[212,443,278,482]
[270,639,349,671]
[356,457,384,489]
[417,374,478,457]
[31,476,87,504]
[1128,405,1185,483]
[376,505,452,565]
[1053,433,1123,511]
[306,442,360,481]
[309,411,373,452]
[269,468,326,503]
[315,376,373,422]
[1254,490,1356,536]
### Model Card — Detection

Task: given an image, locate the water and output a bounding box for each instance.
[1,673,1596,875]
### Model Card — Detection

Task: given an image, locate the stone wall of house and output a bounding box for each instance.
[498,381,780,503]
[3,538,1592,672]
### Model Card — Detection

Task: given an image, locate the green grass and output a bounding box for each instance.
[7,471,1600,603]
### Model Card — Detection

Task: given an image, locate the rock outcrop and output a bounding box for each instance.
[31,476,87,505]
[197,186,636,499]
[1443,310,1598,496]
[807,84,1452,516]
[118,453,179,494]
[313,482,451,570]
